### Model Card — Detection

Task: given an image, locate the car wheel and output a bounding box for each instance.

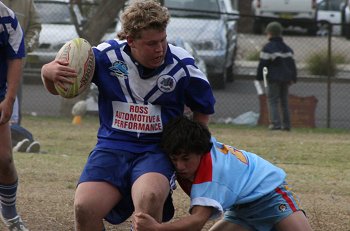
[226,46,236,83]
[341,10,346,36]
[209,73,226,90]
[226,64,234,82]
[307,23,318,36]
[345,23,350,39]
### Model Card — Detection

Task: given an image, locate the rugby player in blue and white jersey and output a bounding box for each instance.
[133,116,313,231]
[0,2,29,230]
[40,0,215,230]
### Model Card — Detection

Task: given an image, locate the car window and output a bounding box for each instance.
[317,0,344,11]
[36,2,72,24]
[164,0,220,19]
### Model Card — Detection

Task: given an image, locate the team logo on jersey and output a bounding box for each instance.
[278,204,287,212]
[109,61,128,79]
[157,75,176,93]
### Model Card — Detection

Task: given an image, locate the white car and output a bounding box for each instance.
[26,0,82,69]
[342,0,350,38]
[164,0,239,89]
[168,38,208,77]
[316,0,344,36]
[251,0,318,35]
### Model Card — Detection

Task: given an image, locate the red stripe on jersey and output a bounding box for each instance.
[193,152,213,184]
[275,187,297,212]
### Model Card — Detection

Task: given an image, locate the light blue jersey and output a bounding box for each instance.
[0,2,25,99]
[179,137,286,219]
[92,39,215,153]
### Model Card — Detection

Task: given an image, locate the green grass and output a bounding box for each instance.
[9,115,350,231]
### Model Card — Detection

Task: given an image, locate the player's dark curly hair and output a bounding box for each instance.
[161,116,212,156]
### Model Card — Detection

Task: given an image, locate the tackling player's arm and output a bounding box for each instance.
[41,59,78,95]
[133,205,213,231]
[192,112,210,126]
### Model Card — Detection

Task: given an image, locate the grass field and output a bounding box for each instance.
[4,115,350,231]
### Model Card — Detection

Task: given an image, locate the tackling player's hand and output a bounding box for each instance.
[133,212,161,231]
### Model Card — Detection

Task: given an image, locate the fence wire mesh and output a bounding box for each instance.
[22,4,350,129]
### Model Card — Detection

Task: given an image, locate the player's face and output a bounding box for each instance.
[128,29,168,69]
[170,153,201,182]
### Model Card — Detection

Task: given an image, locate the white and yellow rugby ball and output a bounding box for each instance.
[54,38,95,98]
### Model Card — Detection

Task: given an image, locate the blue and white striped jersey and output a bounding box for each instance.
[0,2,25,98]
[92,39,215,152]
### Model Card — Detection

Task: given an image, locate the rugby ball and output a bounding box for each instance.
[54,38,95,98]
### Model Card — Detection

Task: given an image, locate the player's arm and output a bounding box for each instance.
[6,58,22,104]
[192,112,210,126]
[133,205,212,231]
[0,58,23,124]
[41,59,77,95]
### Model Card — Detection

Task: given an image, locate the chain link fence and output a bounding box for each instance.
[22,6,350,129]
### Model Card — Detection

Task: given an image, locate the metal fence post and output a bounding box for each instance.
[327,22,332,128]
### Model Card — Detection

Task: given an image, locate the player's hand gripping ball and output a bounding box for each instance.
[54,38,95,98]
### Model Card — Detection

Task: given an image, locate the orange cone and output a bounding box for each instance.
[72,115,82,125]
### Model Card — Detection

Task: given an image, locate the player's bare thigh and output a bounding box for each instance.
[74,181,122,218]
[132,172,170,221]
[209,219,250,231]
[275,210,313,231]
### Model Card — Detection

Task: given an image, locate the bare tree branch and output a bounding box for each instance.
[69,0,125,45]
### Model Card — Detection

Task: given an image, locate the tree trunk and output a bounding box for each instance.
[69,0,166,45]
[74,0,125,46]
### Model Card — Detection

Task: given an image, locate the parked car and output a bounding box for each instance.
[164,0,239,89]
[341,0,350,38]
[251,0,318,35]
[316,0,345,35]
[25,0,82,69]
[168,37,208,77]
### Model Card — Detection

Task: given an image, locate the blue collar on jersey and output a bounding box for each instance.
[123,44,174,79]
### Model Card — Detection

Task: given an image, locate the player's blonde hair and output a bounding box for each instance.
[117,0,170,40]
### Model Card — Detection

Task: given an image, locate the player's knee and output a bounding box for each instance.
[144,190,161,204]
[74,200,94,222]
[138,190,165,210]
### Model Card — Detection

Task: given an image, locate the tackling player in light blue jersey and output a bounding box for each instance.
[0,2,29,230]
[40,0,215,230]
[133,116,313,231]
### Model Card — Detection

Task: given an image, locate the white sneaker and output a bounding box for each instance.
[26,141,40,153]
[1,215,29,231]
[13,139,30,153]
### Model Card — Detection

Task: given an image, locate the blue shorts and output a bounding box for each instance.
[78,148,175,224]
[224,182,303,231]
[0,90,5,101]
